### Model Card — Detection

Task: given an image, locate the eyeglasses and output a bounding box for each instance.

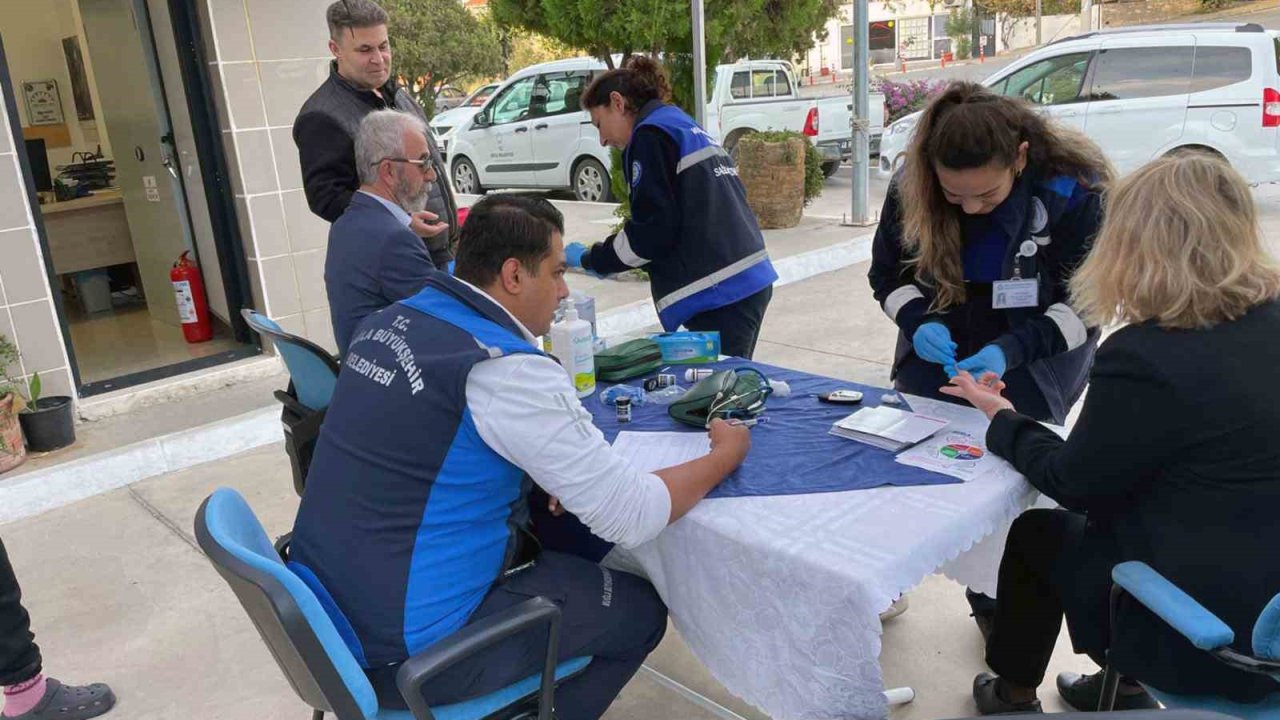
[375,157,435,173]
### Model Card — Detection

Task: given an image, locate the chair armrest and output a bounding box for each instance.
[1112,561,1234,651]
[395,596,563,720]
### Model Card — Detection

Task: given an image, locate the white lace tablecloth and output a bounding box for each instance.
[608,396,1041,720]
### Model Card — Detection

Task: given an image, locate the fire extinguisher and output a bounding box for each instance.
[171,251,213,343]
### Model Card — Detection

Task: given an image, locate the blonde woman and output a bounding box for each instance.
[943,154,1280,714]
[869,83,1112,425]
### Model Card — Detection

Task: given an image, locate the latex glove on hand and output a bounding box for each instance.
[564,242,589,269]
[955,345,1007,380]
[912,322,957,368]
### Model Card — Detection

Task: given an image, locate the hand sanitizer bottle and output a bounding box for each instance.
[549,300,596,399]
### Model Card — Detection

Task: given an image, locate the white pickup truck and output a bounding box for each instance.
[707,60,886,177]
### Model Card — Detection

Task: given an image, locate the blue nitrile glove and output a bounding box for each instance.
[912,322,957,367]
[565,242,589,269]
[955,345,1008,379]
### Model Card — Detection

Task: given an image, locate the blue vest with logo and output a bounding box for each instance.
[626,104,778,330]
[289,274,541,668]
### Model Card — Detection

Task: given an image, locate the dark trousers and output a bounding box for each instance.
[0,537,41,687]
[684,285,773,360]
[986,508,1101,688]
[371,552,667,720]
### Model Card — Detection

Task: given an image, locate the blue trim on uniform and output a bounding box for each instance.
[403,407,525,655]
[1043,175,1077,197]
[401,286,537,356]
[658,257,778,331]
[288,560,370,668]
[643,105,716,161]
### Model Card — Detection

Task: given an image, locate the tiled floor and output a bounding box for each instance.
[66,302,244,384]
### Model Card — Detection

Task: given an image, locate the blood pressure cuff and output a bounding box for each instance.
[595,338,663,382]
[668,367,772,428]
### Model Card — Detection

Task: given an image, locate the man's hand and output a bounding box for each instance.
[707,418,751,471]
[547,496,566,517]
[411,210,448,239]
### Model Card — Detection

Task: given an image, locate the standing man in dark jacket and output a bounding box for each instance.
[293,0,456,267]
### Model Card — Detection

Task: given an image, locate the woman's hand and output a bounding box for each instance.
[940,371,1016,420]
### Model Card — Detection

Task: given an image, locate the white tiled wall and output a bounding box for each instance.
[0,79,77,401]
[199,0,339,356]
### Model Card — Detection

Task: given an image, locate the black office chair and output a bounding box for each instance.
[241,309,339,496]
[195,487,592,720]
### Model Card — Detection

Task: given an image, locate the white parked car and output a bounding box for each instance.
[447,57,888,202]
[879,22,1280,184]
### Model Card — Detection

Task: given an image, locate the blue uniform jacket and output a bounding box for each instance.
[868,169,1103,424]
[586,101,777,330]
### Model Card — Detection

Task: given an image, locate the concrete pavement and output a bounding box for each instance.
[8,178,1280,719]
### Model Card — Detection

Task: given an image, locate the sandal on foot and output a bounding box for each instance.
[7,678,116,720]
[973,673,1042,715]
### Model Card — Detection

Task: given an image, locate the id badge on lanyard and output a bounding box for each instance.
[992,240,1040,310]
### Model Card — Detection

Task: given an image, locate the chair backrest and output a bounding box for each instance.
[194,488,378,720]
[1254,594,1280,665]
[241,309,340,411]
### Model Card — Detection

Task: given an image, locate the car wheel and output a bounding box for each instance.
[452,157,483,195]
[573,158,613,203]
[821,160,841,179]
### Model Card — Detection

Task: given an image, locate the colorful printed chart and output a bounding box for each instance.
[939,443,984,461]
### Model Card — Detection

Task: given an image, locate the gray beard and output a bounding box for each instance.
[394,177,430,214]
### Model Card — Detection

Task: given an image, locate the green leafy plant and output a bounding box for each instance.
[946,8,977,60]
[743,130,825,206]
[0,334,39,410]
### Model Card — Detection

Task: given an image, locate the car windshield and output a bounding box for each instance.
[466,85,498,107]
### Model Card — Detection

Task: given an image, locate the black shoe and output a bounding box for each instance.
[966,588,996,642]
[973,673,1043,715]
[8,678,116,720]
[1056,671,1160,712]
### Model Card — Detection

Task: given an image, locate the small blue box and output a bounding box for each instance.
[649,331,721,364]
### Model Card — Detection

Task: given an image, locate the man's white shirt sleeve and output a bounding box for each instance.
[466,354,672,549]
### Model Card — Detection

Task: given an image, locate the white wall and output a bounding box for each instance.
[0,0,113,169]
[1001,14,1082,52]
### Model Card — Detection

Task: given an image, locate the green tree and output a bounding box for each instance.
[490,0,841,80]
[384,0,505,116]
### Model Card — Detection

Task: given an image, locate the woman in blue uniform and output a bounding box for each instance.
[565,57,777,359]
[869,82,1111,627]
[869,82,1110,426]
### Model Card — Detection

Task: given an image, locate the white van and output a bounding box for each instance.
[445,58,614,202]
[878,23,1280,183]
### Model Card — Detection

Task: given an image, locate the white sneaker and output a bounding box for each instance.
[879,594,910,622]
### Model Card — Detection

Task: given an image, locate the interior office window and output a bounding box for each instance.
[1189,46,1252,93]
[1001,52,1091,106]
[1090,45,1193,101]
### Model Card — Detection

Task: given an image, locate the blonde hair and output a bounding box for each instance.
[1071,154,1280,330]
[900,82,1112,310]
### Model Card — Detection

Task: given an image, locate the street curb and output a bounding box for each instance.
[0,226,876,527]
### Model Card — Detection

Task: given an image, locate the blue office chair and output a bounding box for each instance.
[195,487,591,720]
[241,309,340,496]
[1099,561,1280,719]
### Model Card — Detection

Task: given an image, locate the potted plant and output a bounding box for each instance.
[735,131,823,229]
[0,334,76,456]
[17,372,75,453]
[0,335,27,474]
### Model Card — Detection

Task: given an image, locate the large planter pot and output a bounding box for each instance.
[0,393,26,474]
[737,136,806,229]
[19,396,75,452]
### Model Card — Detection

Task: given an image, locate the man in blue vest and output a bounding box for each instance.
[290,194,752,719]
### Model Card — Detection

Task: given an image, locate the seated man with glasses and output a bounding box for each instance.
[325,108,446,355]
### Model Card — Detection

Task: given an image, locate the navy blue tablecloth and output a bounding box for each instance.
[587,358,960,499]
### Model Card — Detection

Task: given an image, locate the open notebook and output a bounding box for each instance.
[829,405,949,452]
